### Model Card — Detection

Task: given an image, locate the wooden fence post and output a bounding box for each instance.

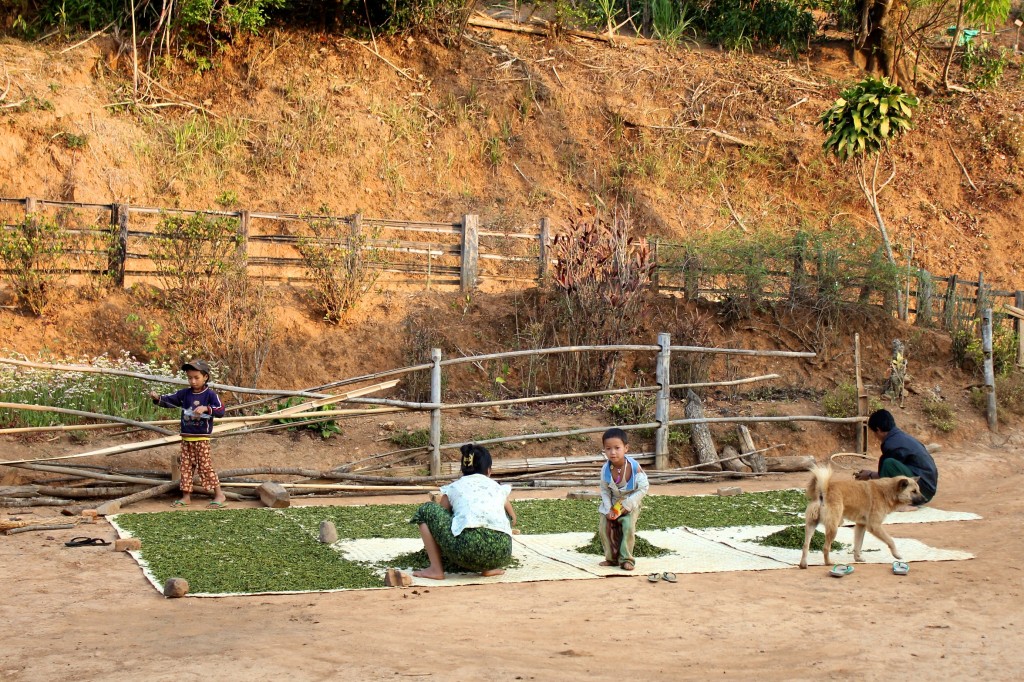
[789,232,807,303]
[461,214,479,292]
[975,271,986,320]
[982,309,998,433]
[112,203,129,287]
[24,197,37,218]
[654,332,671,470]
[538,217,550,283]
[943,274,959,331]
[915,269,933,327]
[429,348,442,476]
[683,250,698,301]
[855,333,868,456]
[236,210,250,264]
[1016,291,1024,367]
[651,238,660,293]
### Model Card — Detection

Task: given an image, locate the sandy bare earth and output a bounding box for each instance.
[2,435,1023,682]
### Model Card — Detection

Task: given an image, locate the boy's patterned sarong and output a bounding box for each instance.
[179,440,219,494]
[411,502,512,572]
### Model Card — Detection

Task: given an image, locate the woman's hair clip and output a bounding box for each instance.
[462,453,474,466]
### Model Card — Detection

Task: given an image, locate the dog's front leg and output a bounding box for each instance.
[872,526,902,560]
[853,524,867,562]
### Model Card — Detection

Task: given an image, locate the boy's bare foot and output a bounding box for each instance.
[621,560,635,571]
[598,560,616,567]
[412,569,445,580]
[480,569,505,577]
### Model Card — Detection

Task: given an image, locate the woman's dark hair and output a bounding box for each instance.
[460,443,492,476]
[867,409,896,433]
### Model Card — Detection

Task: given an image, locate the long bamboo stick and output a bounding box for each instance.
[6,523,77,534]
[220,482,435,492]
[0,402,176,436]
[0,379,400,467]
[0,357,337,399]
[0,406,402,436]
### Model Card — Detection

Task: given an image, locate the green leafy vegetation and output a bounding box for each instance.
[922,395,956,433]
[389,428,432,448]
[296,215,385,323]
[0,216,88,315]
[756,525,844,551]
[113,490,808,593]
[267,398,343,439]
[820,76,917,162]
[575,533,670,557]
[822,382,883,419]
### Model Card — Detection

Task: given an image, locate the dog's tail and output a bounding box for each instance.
[804,464,833,524]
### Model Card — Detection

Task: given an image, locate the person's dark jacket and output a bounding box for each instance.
[879,427,938,498]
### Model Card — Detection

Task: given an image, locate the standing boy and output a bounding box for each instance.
[150,360,228,508]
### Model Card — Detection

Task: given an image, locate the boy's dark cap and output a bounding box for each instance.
[181,360,211,375]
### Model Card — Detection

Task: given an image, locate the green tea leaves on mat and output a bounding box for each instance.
[575,533,671,558]
[756,525,844,551]
[512,498,599,534]
[284,503,423,539]
[116,509,383,592]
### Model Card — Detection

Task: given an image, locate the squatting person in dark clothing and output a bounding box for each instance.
[856,408,938,509]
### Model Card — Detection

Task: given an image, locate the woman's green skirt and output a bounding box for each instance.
[410,502,512,572]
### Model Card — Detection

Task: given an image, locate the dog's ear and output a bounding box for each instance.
[898,478,914,490]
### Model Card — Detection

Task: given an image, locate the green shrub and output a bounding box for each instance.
[952,324,1019,377]
[389,428,432,448]
[922,396,956,433]
[0,216,86,315]
[996,372,1024,416]
[605,390,655,426]
[822,382,882,418]
[700,0,815,54]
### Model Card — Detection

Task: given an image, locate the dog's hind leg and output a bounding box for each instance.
[821,514,839,566]
[799,507,818,569]
[870,525,902,560]
[852,523,867,562]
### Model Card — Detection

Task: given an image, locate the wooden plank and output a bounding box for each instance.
[461,214,479,291]
[982,309,998,432]
[654,332,671,470]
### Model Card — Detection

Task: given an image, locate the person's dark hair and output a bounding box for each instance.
[602,427,628,446]
[460,443,492,476]
[868,409,896,433]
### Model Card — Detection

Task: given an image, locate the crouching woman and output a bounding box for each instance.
[410,444,517,579]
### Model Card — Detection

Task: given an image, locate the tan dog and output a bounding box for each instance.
[799,465,922,569]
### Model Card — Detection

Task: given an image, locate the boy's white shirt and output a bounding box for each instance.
[440,474,513,536]
[598,457,650,515]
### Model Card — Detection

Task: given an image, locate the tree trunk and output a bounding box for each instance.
[853,0,914,90]
[943,0,966,87]
[684,390,721,471]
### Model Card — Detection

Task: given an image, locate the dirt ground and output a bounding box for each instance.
[2,427,1023,681]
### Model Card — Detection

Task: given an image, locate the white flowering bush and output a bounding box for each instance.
[0,351,208,429]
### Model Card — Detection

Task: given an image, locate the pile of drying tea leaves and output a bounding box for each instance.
[756,525,844,551]
[575,533,670,557]
[114,490,808,594]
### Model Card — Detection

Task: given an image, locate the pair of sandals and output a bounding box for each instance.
[829,561,909,577]
[647,571,678,583]
[171,500,228,508]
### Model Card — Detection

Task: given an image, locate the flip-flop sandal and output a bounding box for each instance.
[892,561,910,575]
[661,572,678,583]
[648,573,661,583]
[206,501,228,508]
[64,537,110,547]
[171,500,189,507]
[830,564,854,578]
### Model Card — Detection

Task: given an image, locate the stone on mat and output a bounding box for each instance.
[384,568,413,587]
[114,538,142,552]
[256,481,290,508]
[163,578,189,598]
[717,487,742,497]
[318,520,338,544]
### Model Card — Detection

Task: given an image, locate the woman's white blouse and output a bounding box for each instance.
[440,474,513,536]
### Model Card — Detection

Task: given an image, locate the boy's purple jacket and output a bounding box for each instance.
[154,387,225,436]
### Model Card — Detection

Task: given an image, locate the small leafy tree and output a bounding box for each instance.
[151,212,241,304]
[296,216,384,324]
[820,77,917,284]
[0,216,85,315]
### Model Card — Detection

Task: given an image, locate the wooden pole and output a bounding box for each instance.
[538,217,550,283]
[651,238,660,293]
[237,210,250,263]
[982,308,998,432]
[654,332,671,470]
[461,214,479,292]
[24,196,37,217]
[95,480,180,516]
[684,390,721,471]
[976,271,986,320]
[0,402,176,436]
[429,348,442,476]
[854,333,869,456]
[0,380,399,467]
[1016,291,1024,367]
[944,274,959,331]
[916,269,933,327]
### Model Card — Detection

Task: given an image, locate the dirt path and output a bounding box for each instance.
[2,435,1023,681]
